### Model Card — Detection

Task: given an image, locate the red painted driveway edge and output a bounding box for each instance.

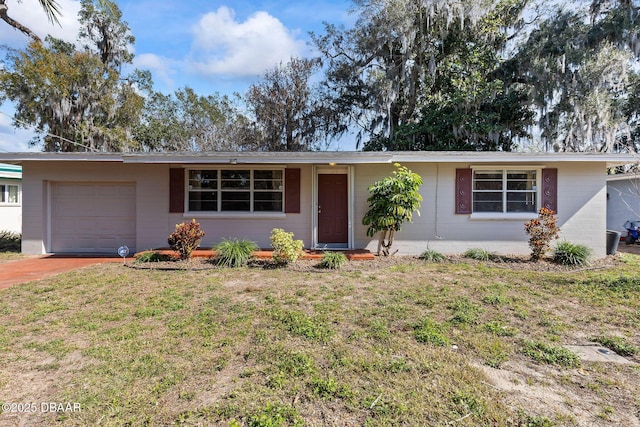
[0,256,122,290]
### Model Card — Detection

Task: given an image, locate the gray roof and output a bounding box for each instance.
[0,151,635,166]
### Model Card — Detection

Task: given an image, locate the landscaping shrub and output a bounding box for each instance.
[362,163,423,256]
[463,248,493,261]
[418,248,446,262]
[553,241,591,266]
[524,208,560,261]
[214,238,258,268]
[134,251,174,263]
[0,230,20,252]
[167,219,205,260]
[317,251,347,269]
[269,228,303,265]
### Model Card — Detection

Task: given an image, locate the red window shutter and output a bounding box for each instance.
[541,168,558,213]
[169,168,185,213]
[455,168,472,214]
[285,168,301,213]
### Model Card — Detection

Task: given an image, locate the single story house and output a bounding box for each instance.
[0,151,633,258]
[607,173,640,235]
[0,163,22,234]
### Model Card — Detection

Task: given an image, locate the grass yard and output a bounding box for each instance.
[1,254,640,426]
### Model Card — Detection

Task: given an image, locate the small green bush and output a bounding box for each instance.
[214,238,258,268]
[0,230,21,252]
[167,219,205,260]
[553,241,591,266]
[134,251,174,263]
[270,228,304,265]
[419,249,446,262]
[317,251,347,269]
[463,248,493,261]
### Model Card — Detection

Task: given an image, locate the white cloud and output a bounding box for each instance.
[188,6,306,78]
[0,108,38,152]
[0,0,81,48]
[133,53,176,90]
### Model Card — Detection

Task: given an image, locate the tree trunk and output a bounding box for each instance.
[0,0,42,42]
[380,228,395,256]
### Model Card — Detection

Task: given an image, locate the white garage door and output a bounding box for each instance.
[51,182,136,253]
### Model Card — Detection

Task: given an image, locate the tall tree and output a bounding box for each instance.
[245,57,335,151]
[0,0,150,152]
[503,0,640,152]
[313,0,532,150]
[78,0,133,69]
[0,0,61,42]
[134,87,258,152]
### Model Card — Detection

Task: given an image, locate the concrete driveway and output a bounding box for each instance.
[0,255,122,290]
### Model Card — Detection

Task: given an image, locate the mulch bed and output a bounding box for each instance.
[126,253,627,273]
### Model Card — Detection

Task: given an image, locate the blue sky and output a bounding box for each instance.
[0,0,356,152]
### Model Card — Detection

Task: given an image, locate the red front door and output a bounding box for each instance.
[318,174,348,244]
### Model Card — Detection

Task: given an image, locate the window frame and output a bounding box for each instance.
[470,166,542,220]
[0,182,20,206]
[185,167,286,217]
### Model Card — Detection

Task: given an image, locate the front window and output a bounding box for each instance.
[0,184,19,205]
[188,169,283,212]
[473,170,537,213]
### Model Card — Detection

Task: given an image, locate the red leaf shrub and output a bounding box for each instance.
[524,208,560,261]
[168,219,205,260]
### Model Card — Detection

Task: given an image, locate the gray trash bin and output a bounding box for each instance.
[606,230,621,255]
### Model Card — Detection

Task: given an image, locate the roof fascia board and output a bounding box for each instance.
[121,153,395,164]
[0,151,635,167]
[0,153,124,163]
[607,173,640,181]
[389,152,636,165]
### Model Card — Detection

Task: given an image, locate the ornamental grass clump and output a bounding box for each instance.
[419,249,446,263]
[167,219,205,260]
[524,208,560,261]
[214,238,258,268]
[463,248,493,261]
[317,251,348,270]
[553,241,591,266]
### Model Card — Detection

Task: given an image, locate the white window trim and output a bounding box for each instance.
[185,167,286,216]
[469,167,542,220]
[0,182,20,206]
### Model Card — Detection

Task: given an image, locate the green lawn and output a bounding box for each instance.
[1,255,639,426]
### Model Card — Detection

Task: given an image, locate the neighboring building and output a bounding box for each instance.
[0,151,632,257]
[0,163,21,234]
[607,173,640,235]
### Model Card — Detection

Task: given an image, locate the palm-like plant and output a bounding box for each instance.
[362,163,423,256]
